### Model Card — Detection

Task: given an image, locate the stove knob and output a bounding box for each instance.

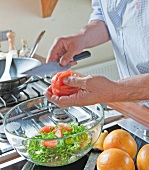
[143,129,149,137]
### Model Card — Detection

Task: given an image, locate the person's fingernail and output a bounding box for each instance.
[63,78,68,84]
[61,60,67,66]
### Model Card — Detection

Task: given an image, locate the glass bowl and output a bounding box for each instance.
[4,96,104,167]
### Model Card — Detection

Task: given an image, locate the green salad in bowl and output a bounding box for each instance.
[25,123,91,166]
[4,96,104,167]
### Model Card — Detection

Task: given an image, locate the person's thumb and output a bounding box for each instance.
[60,50,76,66]
[63,76,89,89]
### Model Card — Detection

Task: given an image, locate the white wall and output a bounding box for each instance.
[0,0,114,69]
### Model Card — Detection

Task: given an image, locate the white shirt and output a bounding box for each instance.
[89,0,149,107]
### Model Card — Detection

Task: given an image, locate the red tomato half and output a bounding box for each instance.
[58,124,72,131]
[41,140,58,148]
[38,126,54,134]
[49,70,79,97]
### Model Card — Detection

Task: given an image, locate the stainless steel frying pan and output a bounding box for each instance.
[0,58,41,92]
[0,30,45,93]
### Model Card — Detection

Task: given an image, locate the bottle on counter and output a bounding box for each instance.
[19,39,30,57]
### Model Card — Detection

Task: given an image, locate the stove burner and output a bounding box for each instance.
[52,108,71,122]
[6,122,21,133]
[0,122,21,142]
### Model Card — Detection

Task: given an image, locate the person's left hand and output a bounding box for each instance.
[44,75,117,108]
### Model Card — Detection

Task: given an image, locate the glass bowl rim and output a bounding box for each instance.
[3,96,104,140]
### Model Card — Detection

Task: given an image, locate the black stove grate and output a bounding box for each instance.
[0,78,45,108]
[0,77,51,153]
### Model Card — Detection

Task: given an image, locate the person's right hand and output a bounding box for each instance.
[46,35,85,66]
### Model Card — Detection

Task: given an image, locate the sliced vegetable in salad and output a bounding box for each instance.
[38,125,54,134]
[25,123,92,166]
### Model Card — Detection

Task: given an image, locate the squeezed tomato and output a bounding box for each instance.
[49,70,79,97]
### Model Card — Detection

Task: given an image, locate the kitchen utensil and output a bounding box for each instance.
[26,31,45,58]
[3,96,104,167]
[21,51,91,77]
[0,52,13,82]
[0,31,18,82]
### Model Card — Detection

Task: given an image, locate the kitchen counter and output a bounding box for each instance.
[108,101,149,128]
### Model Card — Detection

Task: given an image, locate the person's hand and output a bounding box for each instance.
[44,75,117,108]
[46,35,85,66]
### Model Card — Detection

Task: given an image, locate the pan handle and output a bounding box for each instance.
[27,31,45,58]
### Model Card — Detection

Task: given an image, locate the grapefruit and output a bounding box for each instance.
[137,144,149,170]
[97,148,135,170]
[103,129,137,158]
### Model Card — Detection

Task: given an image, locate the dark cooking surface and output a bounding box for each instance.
[1,154,93,170]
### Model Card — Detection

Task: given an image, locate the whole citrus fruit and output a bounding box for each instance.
[137,144,149,170]
[97,148,135,170]
[103,129,137,158]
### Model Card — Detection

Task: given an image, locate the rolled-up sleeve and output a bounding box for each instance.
[89,0,105,22]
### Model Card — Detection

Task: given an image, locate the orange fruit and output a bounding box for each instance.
[97,148,135,170]
[103,129,137,158]
[137,144,149,170]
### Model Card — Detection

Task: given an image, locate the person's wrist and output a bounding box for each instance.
[73,32,86,50]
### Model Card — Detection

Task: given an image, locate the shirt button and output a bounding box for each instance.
[117,26,122,31]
